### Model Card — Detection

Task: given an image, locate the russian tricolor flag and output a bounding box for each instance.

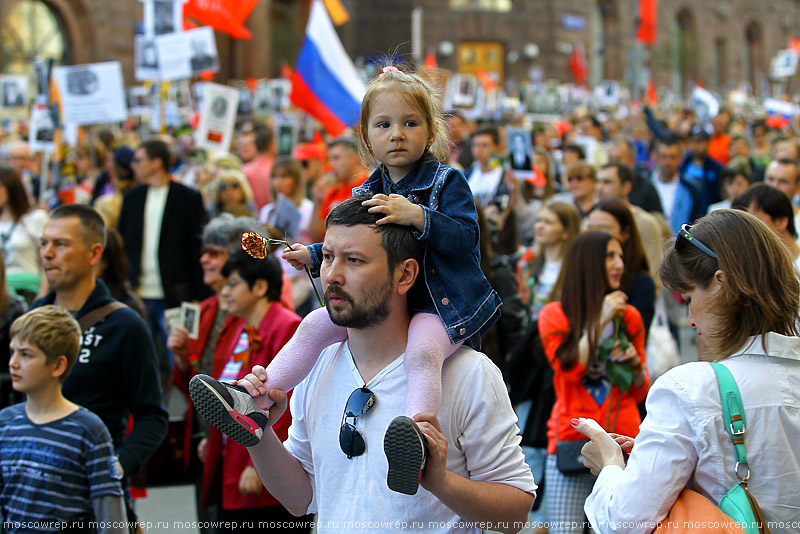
[290,0,365,136]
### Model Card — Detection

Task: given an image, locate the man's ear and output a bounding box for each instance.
[774,215,789,234]
[88,243,104,267]
[395,258,420,296]
[621,180,633,198]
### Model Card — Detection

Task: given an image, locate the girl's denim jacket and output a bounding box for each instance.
[308,156,502,348]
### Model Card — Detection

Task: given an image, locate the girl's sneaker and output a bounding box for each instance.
[189,374,269,447]
[384,416,427,495]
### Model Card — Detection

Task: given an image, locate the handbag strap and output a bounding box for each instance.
[710,362,749,479]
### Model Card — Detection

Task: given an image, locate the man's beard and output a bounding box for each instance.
[324,278,393,329]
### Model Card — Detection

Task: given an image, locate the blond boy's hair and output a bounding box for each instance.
[11,306,82,382]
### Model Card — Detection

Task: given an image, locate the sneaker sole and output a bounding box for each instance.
[189,375,263,448]
[384,416,425,495]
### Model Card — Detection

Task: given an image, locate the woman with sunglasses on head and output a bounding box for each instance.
[585,198,656,338]
[575,210,800,534]
[538,230,651,534]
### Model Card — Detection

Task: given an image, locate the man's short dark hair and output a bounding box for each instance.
[601,163,634,186]
[328,137,358,153]
[563,144,586,160]
[658,136,682,150]
[719,167,751,185]
[221,250,283,302]
[732,183,798,239]
[326,193,423,272]
[140,139,171,172]
[775,158,800,185]
[473,126,500,147]
[253,125,274,153]
[49,204,107,248]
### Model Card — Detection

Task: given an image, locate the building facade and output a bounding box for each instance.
[1,0,799,98]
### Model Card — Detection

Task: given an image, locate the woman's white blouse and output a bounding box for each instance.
[585,332,800,534]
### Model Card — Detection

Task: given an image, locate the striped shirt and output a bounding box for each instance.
[0,404,123,533]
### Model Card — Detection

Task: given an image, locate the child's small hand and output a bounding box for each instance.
[282,243,311,271]
[363,193,425,232]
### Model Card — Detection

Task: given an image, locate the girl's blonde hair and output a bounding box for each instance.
[357,64,450,166]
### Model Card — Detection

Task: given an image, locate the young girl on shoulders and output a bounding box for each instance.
[194,64,501,495]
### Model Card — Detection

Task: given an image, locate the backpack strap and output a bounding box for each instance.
[710,362,749,481]
[77,301,128,333]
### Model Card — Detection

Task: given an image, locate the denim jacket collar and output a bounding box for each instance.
[360,153,441,196]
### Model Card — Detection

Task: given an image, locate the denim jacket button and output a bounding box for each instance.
[459,328,466,335]
[430,269,436,276]
[441,298,449,306]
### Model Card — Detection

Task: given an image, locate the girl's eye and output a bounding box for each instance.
[404,120,417,127]
[377,122,389,129]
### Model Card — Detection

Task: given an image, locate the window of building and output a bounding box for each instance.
[450,0,512,12]
[0,0,68,75]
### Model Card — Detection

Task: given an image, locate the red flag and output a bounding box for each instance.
[647,77,657,105]
[790,38,800,57]
[527,166,547,187]
[476,70,498,92]
[424,52,437,70]
[636,0,657,45]
[569,44,587,86]
[183,0,257,40]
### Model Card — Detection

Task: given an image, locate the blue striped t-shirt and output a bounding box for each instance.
[0,403,124,533]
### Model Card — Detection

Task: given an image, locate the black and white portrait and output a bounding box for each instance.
[154,0,176,35]
[190,36,216,74]
[34,109,55,141]
[210,96,228,118]
[66,69,99,96]
[139,39,159,69]
[2,80,24,107]
[507,129,533,172]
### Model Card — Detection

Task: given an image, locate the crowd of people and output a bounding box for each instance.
[0,61,799,534]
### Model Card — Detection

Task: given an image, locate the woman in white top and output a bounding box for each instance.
[576,209,800,534]
[0,168,47,304]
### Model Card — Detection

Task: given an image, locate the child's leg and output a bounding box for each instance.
[404,313,462,417]
[261,307,347,408]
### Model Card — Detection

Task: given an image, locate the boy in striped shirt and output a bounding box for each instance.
[0,306,126,533]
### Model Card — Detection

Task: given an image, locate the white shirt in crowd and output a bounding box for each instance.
[138,184,169,299]
[284,342,536,534]
[467,165,504,207]
[585,332,800,534]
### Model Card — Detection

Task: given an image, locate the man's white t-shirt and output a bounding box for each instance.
[284,342,536,534]
[652,172,679,223]
[467,165,504,207]
[138,184,169,299]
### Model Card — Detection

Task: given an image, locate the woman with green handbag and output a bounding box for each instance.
[576,209,800,534]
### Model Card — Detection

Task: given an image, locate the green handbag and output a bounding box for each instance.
[711,363,771,534]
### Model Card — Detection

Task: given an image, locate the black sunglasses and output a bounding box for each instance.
[676,224,718,260]
[339,387,375,459]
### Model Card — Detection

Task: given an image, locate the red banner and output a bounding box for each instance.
[636,0,657,45]
[183,0,257,40]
